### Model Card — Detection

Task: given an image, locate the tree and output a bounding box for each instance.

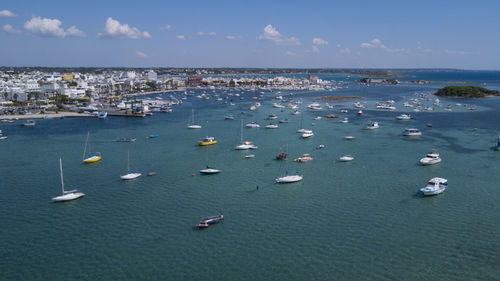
[3,92,7,100]
[13,93,18,101]
[27,93,32,101]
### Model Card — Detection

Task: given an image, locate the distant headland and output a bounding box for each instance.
[435,86,500,98]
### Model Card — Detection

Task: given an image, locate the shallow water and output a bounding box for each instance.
[1,73,500,280]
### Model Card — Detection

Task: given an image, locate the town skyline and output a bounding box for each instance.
[1,0,499,70]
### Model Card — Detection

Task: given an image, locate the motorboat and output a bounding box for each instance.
[246,122,260,128]
[307,103,322,110]
[195,215,224,229]
[275,174,303,183]
[301,130,314,138]
[272,103,285,108]
[279,119,289,123]
[396,114,411,120]
[268,114,278,120]
[23,120,36,127]
[403,128,422,136]
[198,136,217,146]
[265,123,279,129]
[52,158,85,202]
[294,154,313,163]
[357,110,363,116]
[116,138,136,142]
[97,111,108,119]
[224,115,234,120]
[313,116,322,120]
[316,144,325,149]
[199,166,221,174]
[340,117,349,123]
[420,152,442,165]
[244,154,255,159]
[147,134,159,139]
[340,109,348,113]
[365,121,379,130]
[344,136,356,140]
[339,155,354,162]
[353,102,366,109]
[420,177,448,196]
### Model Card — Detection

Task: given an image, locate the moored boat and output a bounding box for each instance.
[198,136,217,146]
[403,128,422,136]
[420,177,448,196]
[420,152,442,165]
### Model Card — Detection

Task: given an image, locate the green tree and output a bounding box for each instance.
[13,93,18,101]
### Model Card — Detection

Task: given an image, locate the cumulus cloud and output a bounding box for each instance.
[197,31,204,36]
[360,38,406,53]
[3,24,20,34]
[98,17,151,39]
[136,51,147,57]
[24,16,85,38]
[286,50,296,56]
[161,25,171,30]
[257,24,300,45]
[176,35,185,40]
[209,31,216,36]
[340,47,351,54]
[312,37,328,45]
[444,49,475,55]
[0,9,16,17]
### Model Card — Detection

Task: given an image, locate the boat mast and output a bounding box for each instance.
[59,158,65,194]
[127,149,130,172]
[240,119,244,143]
[82,131,90,161]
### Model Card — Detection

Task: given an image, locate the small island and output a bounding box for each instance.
[435,86,500,98]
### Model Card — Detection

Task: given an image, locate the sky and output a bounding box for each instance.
[0,0,499,69]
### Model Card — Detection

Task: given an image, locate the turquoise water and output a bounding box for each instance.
[1,74,500,280]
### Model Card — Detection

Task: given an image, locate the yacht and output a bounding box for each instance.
[340,117,349,123]
[23,120,36,127]
[194,215,224,229]
[246,122,260,128]
[339,155,354,162]
[365,121,379,130]
[265,123,279,129]
[187,109,202,129]
[235,141,258,150]
[420,177,448,196]
[420,152,442,165]
[198,136,217,146]
[396,114,412,120]
[344,136,356,140]
[301,130,314,138]
[293,154,313,163]
[97,111,108,119]
[199,166,221,174]
[403,128,422,136]
[275,174,303,183]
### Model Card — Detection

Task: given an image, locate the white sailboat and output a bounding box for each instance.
[235,119,258,150]
[187,109,202,129]
[52,158,85,202]
[82,131,102,163]
[121,149,141,180]
[200,148,221,174]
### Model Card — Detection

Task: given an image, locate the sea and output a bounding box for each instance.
[1,71,500,280]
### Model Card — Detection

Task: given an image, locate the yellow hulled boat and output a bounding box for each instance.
[83,154,102,163]
[198,136,217,146]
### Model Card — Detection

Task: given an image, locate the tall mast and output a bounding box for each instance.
[59,158,65,194]
[127,149,130,171]
[82,131,90,161]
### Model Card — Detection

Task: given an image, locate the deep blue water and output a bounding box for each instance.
[1,72,500,280]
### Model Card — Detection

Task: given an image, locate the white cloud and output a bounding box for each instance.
[161,25,171,30]
[3,24,20,34]
[197,31,204,36]
[0,9,16,17]
[176,35,185,40]
[23,16,85,38]
[360,38,407,53]
[66,26,86,37]
[444,49,476,55]
[136,51,147,57]
[312,46,319,53]
[257,24,300,45]
[97,17,151,39]
[209,31,216,36]
[286,50,296,56]
[225,35,236,40]
[312,37,328,45]
[340,48,351,54]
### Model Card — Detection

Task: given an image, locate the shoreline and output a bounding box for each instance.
[0,112,95,120]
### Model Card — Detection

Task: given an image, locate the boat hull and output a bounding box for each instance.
[83,156,102,163]
[121,173,142,180]
[198,141,217,146]
[52,192,85,202]
[275,175,303,183]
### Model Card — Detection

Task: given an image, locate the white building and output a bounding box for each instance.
[147,70,157,81]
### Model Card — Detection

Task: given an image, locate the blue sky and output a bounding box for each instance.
[1,0,499,69]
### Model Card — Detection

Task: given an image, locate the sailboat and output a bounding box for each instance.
[297,115,307,133]
[275,147,303,183]
[199,148,221,174]
[235,119,258,150]
[120,149,141,180]
[82,131,102,163]
[187,109,202,129]
[52,158,85,202]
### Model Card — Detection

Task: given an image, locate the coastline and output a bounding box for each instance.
[0,112,95,120]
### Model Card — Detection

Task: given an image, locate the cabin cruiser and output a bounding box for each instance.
[194,215,224,229]
[339,155,354,162]
[294,154,313,163]
[265,123,279,129]
[235,141,258,150]
[420,177,448,196]
[198,136,217,146]
[246,122,260,128]
[365,121,379,130]
[403,128,422,136]
[420,152,442,165]
[396,114,411,120]
[301,130,314,138]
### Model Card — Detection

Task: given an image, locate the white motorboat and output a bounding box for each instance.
[246,122,260,128]
[23,120,36,127]
[396,114,412,120]
[301,130,314,138]
[121,149,141,180]
[187,109,202,129]
[52,158,85,202]
[339,155,354,162]
[244,154,255,159]
[365,121,379,130]
[268,114,278,120]
[294,153,313,163]
[420,152,442,165]
[313,116,322,120]
[403,128,422,136]
[420,177,448,196]
[97,111,108,119]
[275,174,303,183]
[316,144,325,149]
[265,124,279,129]
[340,117,349,123]
[353,102,366,109]
[344,136,356,140]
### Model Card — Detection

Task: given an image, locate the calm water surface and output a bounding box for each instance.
[1,72,500,280]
